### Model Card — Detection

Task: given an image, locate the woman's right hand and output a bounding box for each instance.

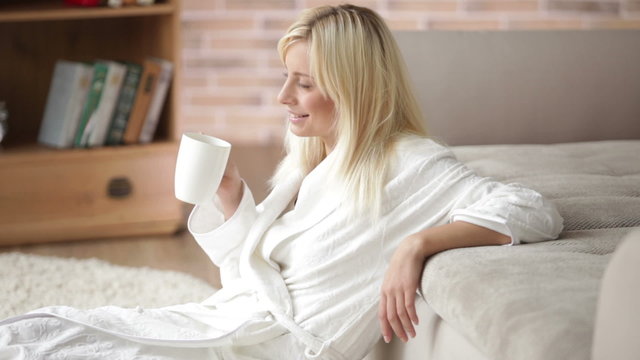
[216,159,243,220]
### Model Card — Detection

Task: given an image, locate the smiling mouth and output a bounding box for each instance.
[289,113,309,121]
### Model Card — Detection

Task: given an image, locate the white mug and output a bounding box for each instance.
[174,133,231,205]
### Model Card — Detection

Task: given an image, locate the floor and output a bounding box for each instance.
[0,144,284,290]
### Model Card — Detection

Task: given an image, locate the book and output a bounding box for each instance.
[139,58,173,144]
[74,62,108,147]
[38,60,92,148]
[85,61,126,147]
[105,62,142,146]
[122,58,161,145]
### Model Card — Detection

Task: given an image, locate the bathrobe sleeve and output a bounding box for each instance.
[433,149,564,245]
[188,181,258,284]
[392,138,563,246]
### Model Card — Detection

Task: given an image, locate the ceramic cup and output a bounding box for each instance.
[174,133,231,205]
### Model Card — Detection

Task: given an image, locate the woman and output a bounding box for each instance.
[0,4,562,359]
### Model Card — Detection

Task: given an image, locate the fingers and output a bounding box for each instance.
[379,290,420,344]
[378,295,393,343]
[386,295,408,342]
[395,292,416,340]
[405,290,420,326]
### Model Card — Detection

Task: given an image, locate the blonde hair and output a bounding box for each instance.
[272,4,427,217]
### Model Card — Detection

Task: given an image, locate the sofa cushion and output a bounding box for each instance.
[452,140,640,232]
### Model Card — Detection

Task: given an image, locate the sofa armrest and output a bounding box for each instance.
[592,229,640,360]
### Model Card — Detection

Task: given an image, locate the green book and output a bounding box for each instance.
[105,62,143,146]
[74,62,108,147]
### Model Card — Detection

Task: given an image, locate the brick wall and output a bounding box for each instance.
[180,0,640,145]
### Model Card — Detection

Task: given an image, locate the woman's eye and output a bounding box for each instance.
[298,83,312,89]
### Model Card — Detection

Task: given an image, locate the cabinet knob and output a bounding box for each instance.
[107,177,133,199]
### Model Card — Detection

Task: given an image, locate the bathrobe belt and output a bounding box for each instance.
[270,309,348,360]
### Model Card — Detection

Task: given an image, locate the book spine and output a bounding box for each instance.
[74,62,108,147]
[38,60,75,148]
[105,63,142,146]
[87,61,126,147]
[122,59,161,145]
[64,64,93,147]
[38,60,92,148]
[139,59,173,144]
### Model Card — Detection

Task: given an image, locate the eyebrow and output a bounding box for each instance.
[284,70,312,78]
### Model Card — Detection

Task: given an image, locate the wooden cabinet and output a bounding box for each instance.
[0,0,184,245]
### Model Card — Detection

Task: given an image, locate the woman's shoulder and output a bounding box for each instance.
[393,134,453,163]
[385,134,456,180]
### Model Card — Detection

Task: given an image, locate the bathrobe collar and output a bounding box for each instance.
[239,152,342,318]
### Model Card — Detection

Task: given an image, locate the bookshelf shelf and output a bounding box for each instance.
[0,3,175,23]
[0,141,175,164]
[0,0,183,245]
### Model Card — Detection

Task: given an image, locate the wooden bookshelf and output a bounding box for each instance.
[0,0,184,245]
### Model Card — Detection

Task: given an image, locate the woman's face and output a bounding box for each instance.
[278,41,336,151]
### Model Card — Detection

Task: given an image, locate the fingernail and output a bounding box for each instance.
[383,336,390,343]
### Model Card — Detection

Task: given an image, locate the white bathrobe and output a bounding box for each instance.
[0,136,563,360]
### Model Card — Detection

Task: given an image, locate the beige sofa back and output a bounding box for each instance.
[394,30,640,145]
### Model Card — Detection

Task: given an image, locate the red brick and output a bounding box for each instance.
[217,74,285,88]
[464,1,539,12]
[303,0,380,9]
[226,110,286,126]
[182,0,223,11]
[386,17,424,30]
[225,0,296,10]
[182,14,257,31]
[208,37,280,51]
[182,76,210,88]
[181,31,206,48]
[190,94,263,107]
[427,18,504,29]
[263,17,296,32]
[184,57,261,70]
[390,0,459,12]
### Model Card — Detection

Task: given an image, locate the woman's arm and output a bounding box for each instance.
[378,221,510,343]
[216,160,244,220]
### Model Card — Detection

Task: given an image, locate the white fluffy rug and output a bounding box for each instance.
[0,252,216,319]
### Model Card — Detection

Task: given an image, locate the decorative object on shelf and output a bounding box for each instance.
[0,101,7,145]
[66,0,156,7]
[64,0,102,6]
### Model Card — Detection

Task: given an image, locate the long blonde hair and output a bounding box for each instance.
[272,4,427,217]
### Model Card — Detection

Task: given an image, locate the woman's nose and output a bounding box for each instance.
[278,83,295,105]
